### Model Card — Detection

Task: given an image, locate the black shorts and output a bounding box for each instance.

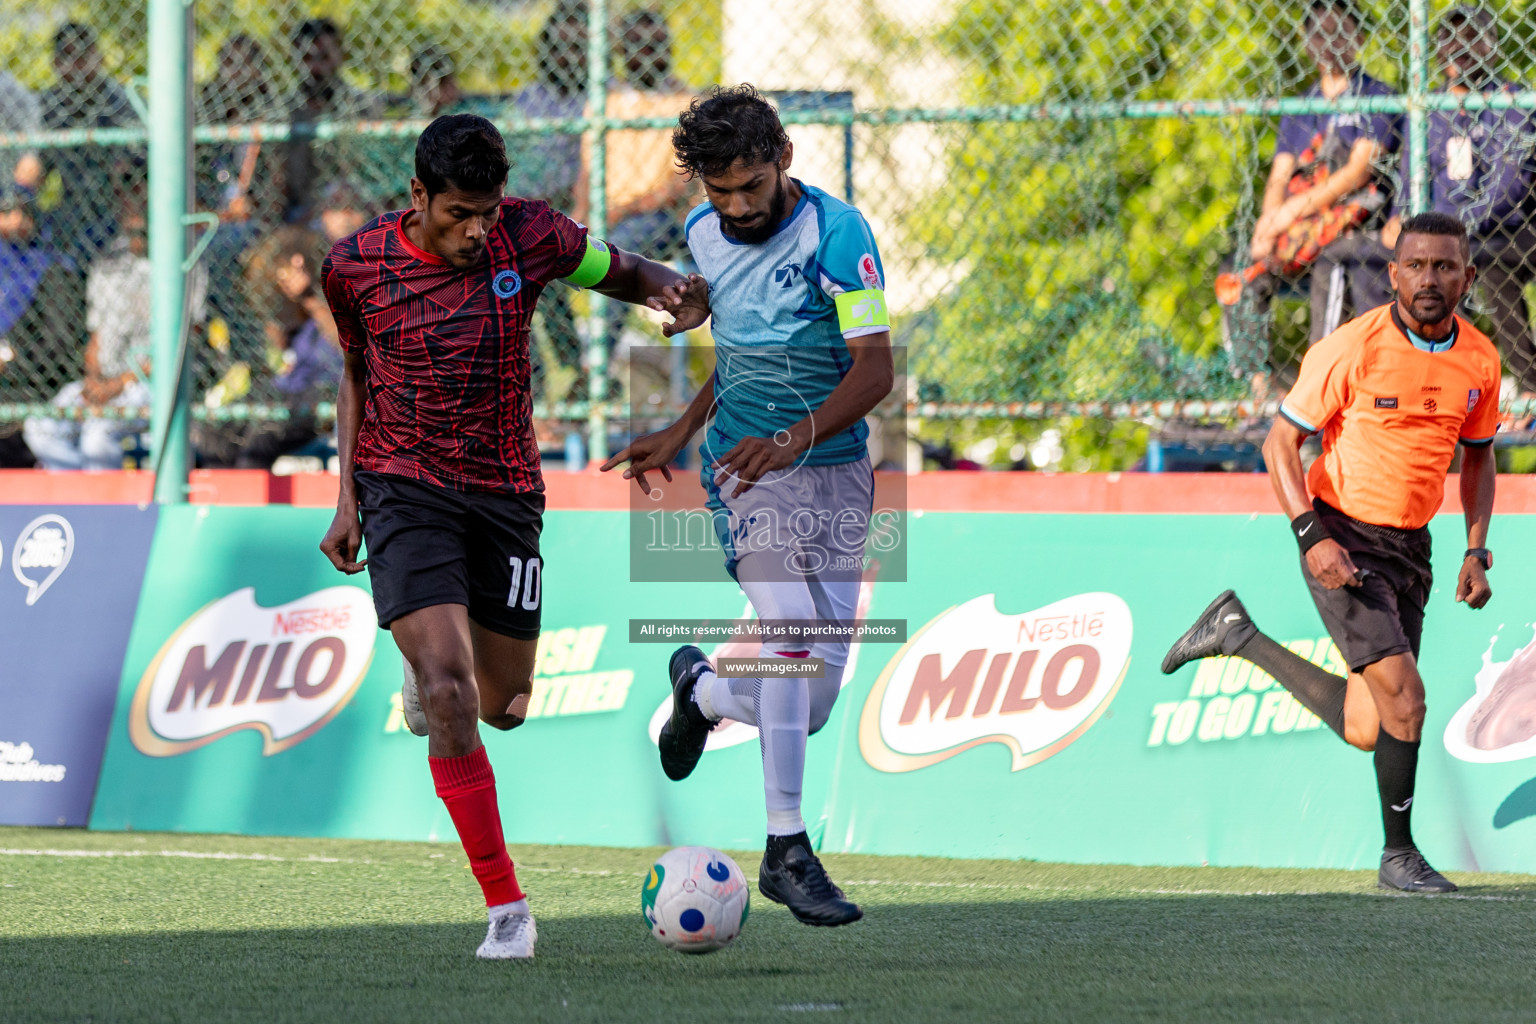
[1302,499,1432,672]
[355,470,545,639]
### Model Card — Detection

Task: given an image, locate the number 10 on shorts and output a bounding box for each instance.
[508,557,542,610]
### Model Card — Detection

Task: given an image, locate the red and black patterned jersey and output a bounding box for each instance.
[321,198,587,494]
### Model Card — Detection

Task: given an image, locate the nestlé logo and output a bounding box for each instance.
[129,586,376,757]
[859,593,1131,772]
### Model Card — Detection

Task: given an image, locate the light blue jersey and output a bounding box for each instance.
[686,182,889,467]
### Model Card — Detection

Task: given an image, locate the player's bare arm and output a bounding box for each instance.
[1262,416,1360,590]
[600,370,718,494]
[712,331,893,497]
[592,247,711,336]
[1457,440,1495,609]
[320,349,368,574]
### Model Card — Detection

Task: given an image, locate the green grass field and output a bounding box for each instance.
[3,827,1535,1023]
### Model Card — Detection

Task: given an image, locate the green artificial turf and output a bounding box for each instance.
[2,827,1534,1023]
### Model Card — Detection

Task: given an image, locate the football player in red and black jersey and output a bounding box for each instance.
[319,114,707,959]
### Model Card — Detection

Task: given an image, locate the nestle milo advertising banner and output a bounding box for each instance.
[88,505,753,847]
[0,506,156,826]
[91,506,1536,874]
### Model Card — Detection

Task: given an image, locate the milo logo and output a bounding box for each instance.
[859,593,1131,772]
[129,586,376,757]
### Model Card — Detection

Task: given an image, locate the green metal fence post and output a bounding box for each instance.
[585,0,610,468]
[148,0,193,503]
[1407,0,1431,214]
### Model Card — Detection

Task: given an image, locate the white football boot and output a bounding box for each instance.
[476,908,537,959]
[401,659,429,737]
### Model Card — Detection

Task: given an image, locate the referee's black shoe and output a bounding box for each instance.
[1379,847,1458,893]
[759,843,863,927]
[1161,589,1259,674]
[658,645,715,781]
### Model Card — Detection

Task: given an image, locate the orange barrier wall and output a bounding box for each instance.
[5,468,1536,514]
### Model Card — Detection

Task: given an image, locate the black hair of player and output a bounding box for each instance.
[415,114,510,198]
[672,84,790,180]
[1304,0,1365,34]
[1395,210,1470,261]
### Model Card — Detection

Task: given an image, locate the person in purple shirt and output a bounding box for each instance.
[1383,5,1536,392]
[1227,0,1399,391]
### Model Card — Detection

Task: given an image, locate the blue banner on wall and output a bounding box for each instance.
[0,506,157,826]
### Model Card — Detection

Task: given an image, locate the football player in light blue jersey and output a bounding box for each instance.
[603,85,893,928]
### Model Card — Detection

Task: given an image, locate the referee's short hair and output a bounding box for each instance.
[415,114,510,197]
[1395,211,1470,261]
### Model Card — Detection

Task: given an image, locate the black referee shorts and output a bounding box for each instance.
[355,470,545,640]
[1302,498,1433,673]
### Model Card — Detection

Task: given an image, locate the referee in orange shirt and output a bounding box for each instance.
[1164,211,1501,893]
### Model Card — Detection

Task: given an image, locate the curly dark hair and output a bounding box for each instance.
[414,114,509,197]
[671,84,789,179]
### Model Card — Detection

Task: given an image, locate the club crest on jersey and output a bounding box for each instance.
[492,269,523,299]
[774,263,803,289]
[1469,388,1481,411]
[858,253,881,289]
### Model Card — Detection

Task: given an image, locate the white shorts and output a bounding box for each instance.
[704,456,873,655]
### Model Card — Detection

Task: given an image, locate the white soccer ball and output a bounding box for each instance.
[641,845,750,954]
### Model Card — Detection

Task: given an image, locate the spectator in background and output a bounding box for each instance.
[198,34,282,225]
[23,206,206,470]
[38,23,139,266]
[1383,5,1536,393]
[582,9,696,352]
[283,17,382,225]
[0,71,42,193]
[196,35,283,387]
[315,180,369,244]
[410,47,470,119]
[196,227,341,468]
[0,187,83,464]
[1223,0,1397,392]
[511,1,589,388]
[596,9,693,255]
[512,3,586,209]
[39,23,135,130]
[199,33,281,128]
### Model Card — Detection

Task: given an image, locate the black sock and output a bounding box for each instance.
[766,831,811,864]
[1233,631,1348,739]
[1374,726,1419,850]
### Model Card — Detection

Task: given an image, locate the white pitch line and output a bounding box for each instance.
[0,848,347,863]
[2,850,1527,902]
[837,879,1533,903]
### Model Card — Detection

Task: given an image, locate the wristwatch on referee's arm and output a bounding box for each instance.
[1465,547,1493,571]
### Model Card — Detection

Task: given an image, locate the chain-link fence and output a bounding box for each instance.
[4,0,1536,476]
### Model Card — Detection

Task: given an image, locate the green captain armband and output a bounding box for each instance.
[834,288,890,333]
[564,236,613,288]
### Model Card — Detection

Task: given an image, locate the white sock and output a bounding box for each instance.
[758,667,810,836]
[488,897,529,920]
[696,670,758,725]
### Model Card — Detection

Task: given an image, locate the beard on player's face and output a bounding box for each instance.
[717,172,788,245]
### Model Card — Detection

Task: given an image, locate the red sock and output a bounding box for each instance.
[429,746,524,907]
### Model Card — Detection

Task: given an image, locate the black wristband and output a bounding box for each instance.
[1291,511,1330,554]
[1465,547,1492,570]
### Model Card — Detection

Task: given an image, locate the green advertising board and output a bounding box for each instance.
[91,505,1536,874]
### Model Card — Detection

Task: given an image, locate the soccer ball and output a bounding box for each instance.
[641,846,750,954]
